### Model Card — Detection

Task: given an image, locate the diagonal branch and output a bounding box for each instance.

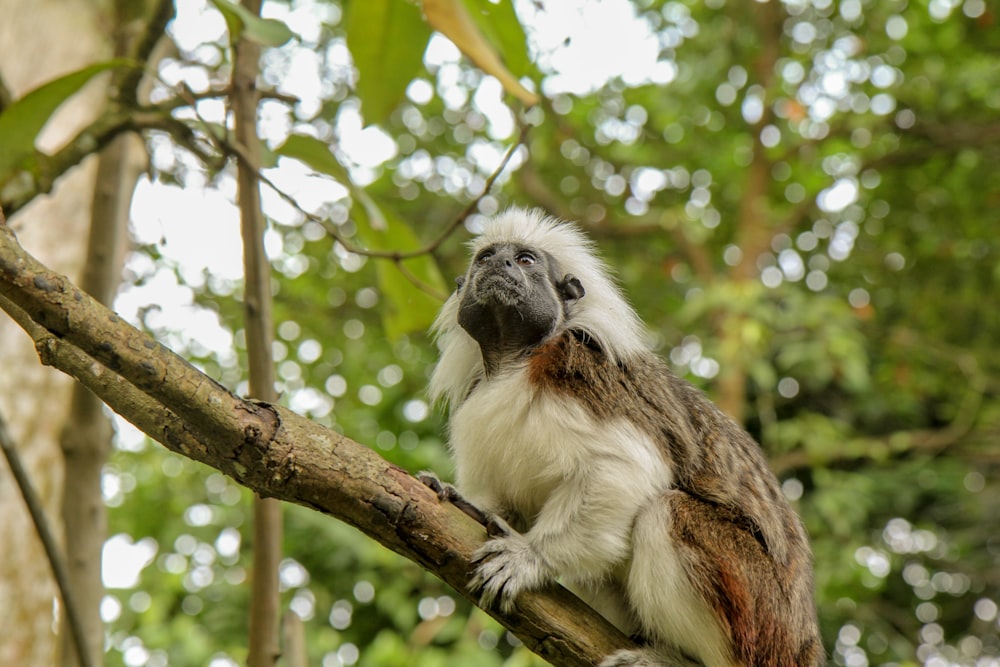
[114,0,176,108]
[0,212,634,667]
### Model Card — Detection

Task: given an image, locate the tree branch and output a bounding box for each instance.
[1,108,180,218]
[0,213,634,666]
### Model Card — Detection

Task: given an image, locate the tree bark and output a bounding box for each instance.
[0,216,636,667]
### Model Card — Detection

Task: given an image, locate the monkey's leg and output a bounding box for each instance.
[628,491,824,667]
[614,490,773,667]
[416,471,509,536]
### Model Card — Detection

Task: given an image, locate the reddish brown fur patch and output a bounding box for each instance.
[526,335,572,388]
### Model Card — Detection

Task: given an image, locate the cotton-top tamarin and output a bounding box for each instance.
[423,209,824,667]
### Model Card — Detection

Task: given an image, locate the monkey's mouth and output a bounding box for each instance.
[473,273,523,307]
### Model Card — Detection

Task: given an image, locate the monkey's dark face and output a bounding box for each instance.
[457,242,584,375]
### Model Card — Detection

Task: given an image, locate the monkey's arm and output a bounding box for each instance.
[470,431,667,612]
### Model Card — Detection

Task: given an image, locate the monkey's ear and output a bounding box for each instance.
[455,275,465,292]
[557,273,585,302]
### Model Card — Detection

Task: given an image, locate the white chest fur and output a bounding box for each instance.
[447,366,672,532]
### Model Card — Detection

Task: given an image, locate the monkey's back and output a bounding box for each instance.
[528,329,825,666]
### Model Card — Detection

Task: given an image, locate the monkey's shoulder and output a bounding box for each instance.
[526,328,609,386]
[526,329,683,417]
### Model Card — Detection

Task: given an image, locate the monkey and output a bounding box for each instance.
[421,208,824,667]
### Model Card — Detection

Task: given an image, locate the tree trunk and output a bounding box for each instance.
[56,0,163,659]
[714,1,784,423]
[0,1,114,665]
[58,131,143,667]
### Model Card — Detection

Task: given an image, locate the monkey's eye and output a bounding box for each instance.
[476,250,495,263]
[515,251,536,266]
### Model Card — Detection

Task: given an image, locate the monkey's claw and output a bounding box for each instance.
[468,534,552,613]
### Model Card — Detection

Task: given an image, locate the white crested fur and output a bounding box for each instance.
[429,208,648,407]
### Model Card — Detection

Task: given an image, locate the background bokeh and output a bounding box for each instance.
[9,1,999,665]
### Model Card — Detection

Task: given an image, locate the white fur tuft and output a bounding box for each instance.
[429,208,648,407]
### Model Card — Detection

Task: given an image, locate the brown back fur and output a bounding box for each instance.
[528,330,824,666]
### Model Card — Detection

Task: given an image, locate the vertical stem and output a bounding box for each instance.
[281,611,308,667]
[231,2,283,665]
[714,1,784,423]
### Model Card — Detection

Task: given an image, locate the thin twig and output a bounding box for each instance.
[221,122,529,261]
[344,123,529,260]
[393,257,449,302]
[0,411,96,667]
[201,117,527,298]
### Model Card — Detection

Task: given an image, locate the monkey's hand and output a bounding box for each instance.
[417,471,496,528]
[417,470,458,501]
[469,527,554,613]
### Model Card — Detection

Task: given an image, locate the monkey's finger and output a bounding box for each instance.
[485,513,512,537]
[416,471,449,500]
[470,555,504,586]
[473,575,502,608]
[498,587,518,614]
[481,576,516,611]
[479,569,520,613]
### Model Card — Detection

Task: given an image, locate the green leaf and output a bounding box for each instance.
[209,0,293,47]
[274,133,445,335]
[353,204,447,339]
[422,0,538,106]
[274,133,384,228]
[274,133,352,184]
[0,60,129,180]
[459,0,536,79]
[345,0,432,125]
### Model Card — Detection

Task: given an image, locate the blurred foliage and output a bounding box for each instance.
[74,0,1000,665]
